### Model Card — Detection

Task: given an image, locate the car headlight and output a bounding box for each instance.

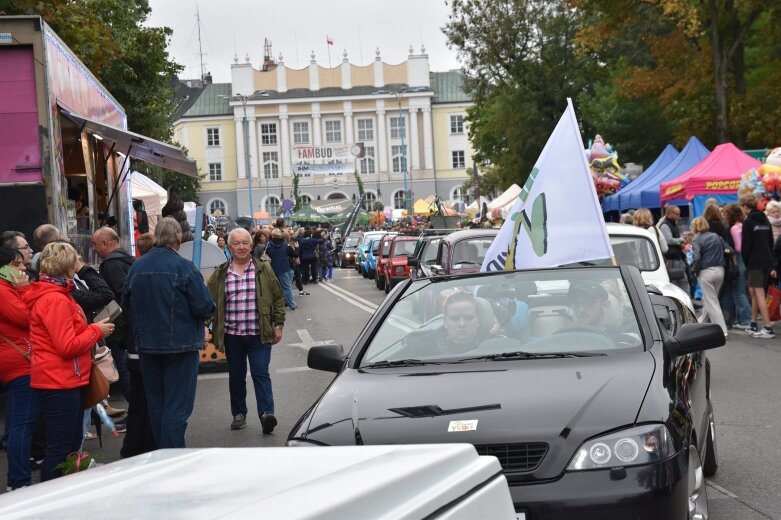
[566,424,675,470]
[345,253,351,258]
[286,438,322,447]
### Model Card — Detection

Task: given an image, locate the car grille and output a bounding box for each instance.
[474,443,548,472]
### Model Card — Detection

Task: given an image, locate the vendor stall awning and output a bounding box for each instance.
[60,109,198,177]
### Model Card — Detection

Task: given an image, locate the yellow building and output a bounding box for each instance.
[174,48,475,218]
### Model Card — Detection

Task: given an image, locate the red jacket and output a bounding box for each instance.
[0,280,32,384]
[24,280,103,390]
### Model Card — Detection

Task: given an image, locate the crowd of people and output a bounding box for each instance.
[622,194,778,339]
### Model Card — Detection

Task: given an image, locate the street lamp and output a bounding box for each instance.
[373,86,426,212]
[220,91,269,220]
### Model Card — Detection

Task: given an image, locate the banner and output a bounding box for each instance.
[292,161,354,176]
[481,99,613,271]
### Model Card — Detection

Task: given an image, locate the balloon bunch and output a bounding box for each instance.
[738,147,781,210]
[587,135,626,199]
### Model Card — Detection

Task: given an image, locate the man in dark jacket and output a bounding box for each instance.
[92,227,156,456]
[123,217,215,448]
[296,228,324,285]
[740,195,776,338]
[659,205,691,295]
[266,228,297,310]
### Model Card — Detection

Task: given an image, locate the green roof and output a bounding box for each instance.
[429,70,471,104]
[181,83,233,118]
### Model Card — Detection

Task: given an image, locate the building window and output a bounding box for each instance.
[261,123,277,145]
[263,152,279,179]
[392,145,408,173]
[293,121,309,145]
[325,120,342,143]
[266,196,281,216]
[390,116,406,140]
[209,199,226,215]
[208,163,223,181]
[357,118,374,141]
[450,115,464,134]
[360,146,376,175]
[363,191,377,211]
[452,150,466,169]
[207,127,221,146]
[299,194,312,207]
[393,190,405,210]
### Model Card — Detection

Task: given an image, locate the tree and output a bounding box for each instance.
[444,0,604,189]
[292,173,301,211]
[460,165,502,199]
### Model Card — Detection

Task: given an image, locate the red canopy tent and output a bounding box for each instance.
[659,143,760,212]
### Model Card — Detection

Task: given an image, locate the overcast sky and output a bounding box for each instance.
[145,0,462,84]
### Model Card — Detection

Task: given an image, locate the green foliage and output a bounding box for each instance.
[461,165,502,199]
[292,173,301,211]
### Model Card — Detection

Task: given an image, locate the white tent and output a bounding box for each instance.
[130,171,167,232]
[487,184,521,211]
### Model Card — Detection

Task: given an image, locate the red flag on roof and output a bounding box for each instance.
[326,35,334,46]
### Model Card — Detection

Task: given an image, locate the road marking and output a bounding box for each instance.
[320,281,379,309]
[288,329,335,351]
[318,282,377,314]
[706,480,739,499]
[276,366,311,373]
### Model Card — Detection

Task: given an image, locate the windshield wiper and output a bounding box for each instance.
[457,351,607,362]
[362,359,441,369]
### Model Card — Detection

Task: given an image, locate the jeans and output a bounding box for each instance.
[6,376,41,488]
[224,334,274,418]
[139,351,199,449]
[277,269,296,309]
[38,388,84,481]
[321,265,333,280]
[120,367,157,458]
[111,347,131,401]
[721,255,752,326]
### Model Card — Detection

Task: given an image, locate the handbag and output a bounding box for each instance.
[766,282,781,322]
[0,333,32,361]
[94,345,119,383]
[723,248,738,282]
[84,362,110,409]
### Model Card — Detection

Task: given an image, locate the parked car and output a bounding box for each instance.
[0,445,516,519]
[382,235,419,293]
[423,229,500,277]
[363,238,382,279]
[374,234,398,290]
[409,235,444,279]
[290,265,723,520]
[360,231,393,277]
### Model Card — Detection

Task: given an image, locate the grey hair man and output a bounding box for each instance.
[123,217,215,448]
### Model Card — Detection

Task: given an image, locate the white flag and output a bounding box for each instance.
[481,99,613,271]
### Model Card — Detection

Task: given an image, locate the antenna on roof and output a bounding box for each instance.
[196,3,207,82]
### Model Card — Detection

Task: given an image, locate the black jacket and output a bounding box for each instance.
[708,220,734,248]
[99,248,135,352]
[742,210,774,269]
[71,265,114,316]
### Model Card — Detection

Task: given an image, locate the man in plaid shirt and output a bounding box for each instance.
[207,228,286,433]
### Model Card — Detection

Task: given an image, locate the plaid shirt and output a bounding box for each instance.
[224,262,260,336]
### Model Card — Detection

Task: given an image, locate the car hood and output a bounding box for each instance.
[300,352,655,477]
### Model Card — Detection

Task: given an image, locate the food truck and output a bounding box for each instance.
[0,16,196,260]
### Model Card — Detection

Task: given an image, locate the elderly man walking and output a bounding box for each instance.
[207,228,285,434]
[123,217,214,448]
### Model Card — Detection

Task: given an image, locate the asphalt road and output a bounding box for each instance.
[2,266,780,519]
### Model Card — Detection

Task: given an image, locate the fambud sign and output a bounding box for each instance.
[294,145,351,161]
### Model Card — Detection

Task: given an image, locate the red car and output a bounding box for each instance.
[374,234,397,290]
[382,235,419,293]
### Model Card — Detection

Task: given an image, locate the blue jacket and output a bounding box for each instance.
[265,238,292,275]
[123,247,215,354]
[296,237,324,260]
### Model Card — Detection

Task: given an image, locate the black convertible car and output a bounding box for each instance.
[289,266,723,519]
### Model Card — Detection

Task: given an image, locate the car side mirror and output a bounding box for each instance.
[407,258,419,268]
[664,323,725,357]
[307,344,346,373]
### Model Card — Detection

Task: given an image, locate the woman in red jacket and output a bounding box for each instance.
[0,239,36,490]
[24,242,114,481]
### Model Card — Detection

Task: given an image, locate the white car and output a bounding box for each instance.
[606,223,694,312]
[0,445,516,520]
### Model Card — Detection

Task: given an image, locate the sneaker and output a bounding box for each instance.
[83,431,97,440]
[30,458,42,470]
[752,328,775,339]
[746,324,759,335]
[113,421,127,434]
[260,413,277,434]
[732,323,751,330]
[231,413,247,430]
[104,404,127,418]
[299,290,310,296]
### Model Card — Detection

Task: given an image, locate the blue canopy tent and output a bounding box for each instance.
[602,144,679,212]
[633,136,710,209]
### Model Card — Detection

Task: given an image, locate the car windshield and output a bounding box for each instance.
[345,237,360,247]
[451,238,494,269]
[360,268,643,366]
[393,240,417,256]
[423,239,441,264]
[381,240,393,256]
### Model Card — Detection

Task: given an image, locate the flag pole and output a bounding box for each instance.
[327,36,332,69]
